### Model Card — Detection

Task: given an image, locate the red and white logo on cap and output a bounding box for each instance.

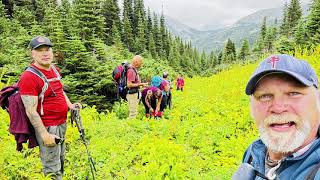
[37,37,46,43]
[268,56,280,69]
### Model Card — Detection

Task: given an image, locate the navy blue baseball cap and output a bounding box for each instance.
[245,54,318,95]
[29,36,53,49]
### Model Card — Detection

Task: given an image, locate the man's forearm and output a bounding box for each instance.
[21,95,47,136]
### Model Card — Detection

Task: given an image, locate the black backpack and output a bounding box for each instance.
[117,63,130,99]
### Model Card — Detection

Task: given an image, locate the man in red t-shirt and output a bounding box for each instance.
[19,36,80,179]
[126,55,148,119]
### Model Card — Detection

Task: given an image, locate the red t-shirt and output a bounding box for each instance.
[127,67,141,85]
[18,65,68,127]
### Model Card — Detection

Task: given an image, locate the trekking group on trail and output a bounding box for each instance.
[112,55,184,119]
[0,36,185,179]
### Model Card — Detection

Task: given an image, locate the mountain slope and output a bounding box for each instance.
[165,4,310,52]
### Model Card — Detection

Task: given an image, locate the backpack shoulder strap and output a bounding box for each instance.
[50,65,61,80]
[26,66,49,83]
[305,163,320,180]
[25,66,49,116]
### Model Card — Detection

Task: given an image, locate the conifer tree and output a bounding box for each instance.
[168,39,180,70]
[33,0,48,22]
[287,0,302,36]
[12,1,36,30]
[280,1,289,36]
[73,0,106,48]
[30,21,44,37]
[294,19,307,46]
[305,0,320,46]
[260,16,267,40]
[223,38,236,63]
[208,51,217,68]
[132,0,145,37]
[102,0,120,45]
[146,8,153,51]
[0,2,7,18]
[111,21,123,48]
[200,50,207,70]
[148,30,157,58]
[123,0,134,35]
[153,13,163,57]
[122,12,135,51]
[135,15,146,54]
[239,39,250,61]
[160,14,169,59]
[42,1,65,52]
[217,51,223,65]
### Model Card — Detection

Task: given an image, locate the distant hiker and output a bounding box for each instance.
[162,72,172,109]
[233,55,320,179]
[176,75,184,91]
[112,61,129,99]
[19,36,81,179]
[141,86,163,118]
[126,55,148,119]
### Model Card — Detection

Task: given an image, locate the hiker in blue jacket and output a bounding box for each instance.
[233,54,320,180]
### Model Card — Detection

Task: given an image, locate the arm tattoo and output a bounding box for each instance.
[21,95,47,135]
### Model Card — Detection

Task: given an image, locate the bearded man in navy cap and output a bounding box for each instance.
[233,54,320,180]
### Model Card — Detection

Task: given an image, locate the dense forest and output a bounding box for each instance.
[1,0,320,110]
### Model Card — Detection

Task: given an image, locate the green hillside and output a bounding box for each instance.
[1,48,318,179]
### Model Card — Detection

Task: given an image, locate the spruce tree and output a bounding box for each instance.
[305,0,320,46]
[153,13,163,57]
[73,0,106,48]
[135,15,146,54]
[123,0,134,36]
[223,38,236,63]
[101,0,120,45]
[294,19,307,46]
[122,12,135,51]
[12,1,36,30]
[42,1,65,53]
[200,50,207,70]
[260,16,267,40]
[146,8,153,51]
[208,51,217,68]
[239,39,250,61]
[287,0,302,36]
[160,14,169,59]
[0,2,7,18]
[280,1,289,36]
[111,21,123,48]
[148,30,157,58]
[132,0,145,37]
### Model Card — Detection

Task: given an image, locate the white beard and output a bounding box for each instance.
[259,113,311,153]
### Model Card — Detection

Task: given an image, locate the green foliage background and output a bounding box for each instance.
[1,47,319,179]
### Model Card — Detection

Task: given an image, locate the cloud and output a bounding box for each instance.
[144,0,311,28]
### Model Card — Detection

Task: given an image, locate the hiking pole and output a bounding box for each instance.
[71,105,96,180]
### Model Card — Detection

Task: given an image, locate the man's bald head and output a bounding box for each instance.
[132,55,143,69]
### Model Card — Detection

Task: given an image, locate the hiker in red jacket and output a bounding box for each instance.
[176,75,185,91]
[19,36,80,179]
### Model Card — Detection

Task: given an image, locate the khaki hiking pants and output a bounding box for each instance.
[35,123,66,180]
[127,92,141,119]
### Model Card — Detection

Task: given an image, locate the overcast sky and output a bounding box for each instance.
[143,0,311,29]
